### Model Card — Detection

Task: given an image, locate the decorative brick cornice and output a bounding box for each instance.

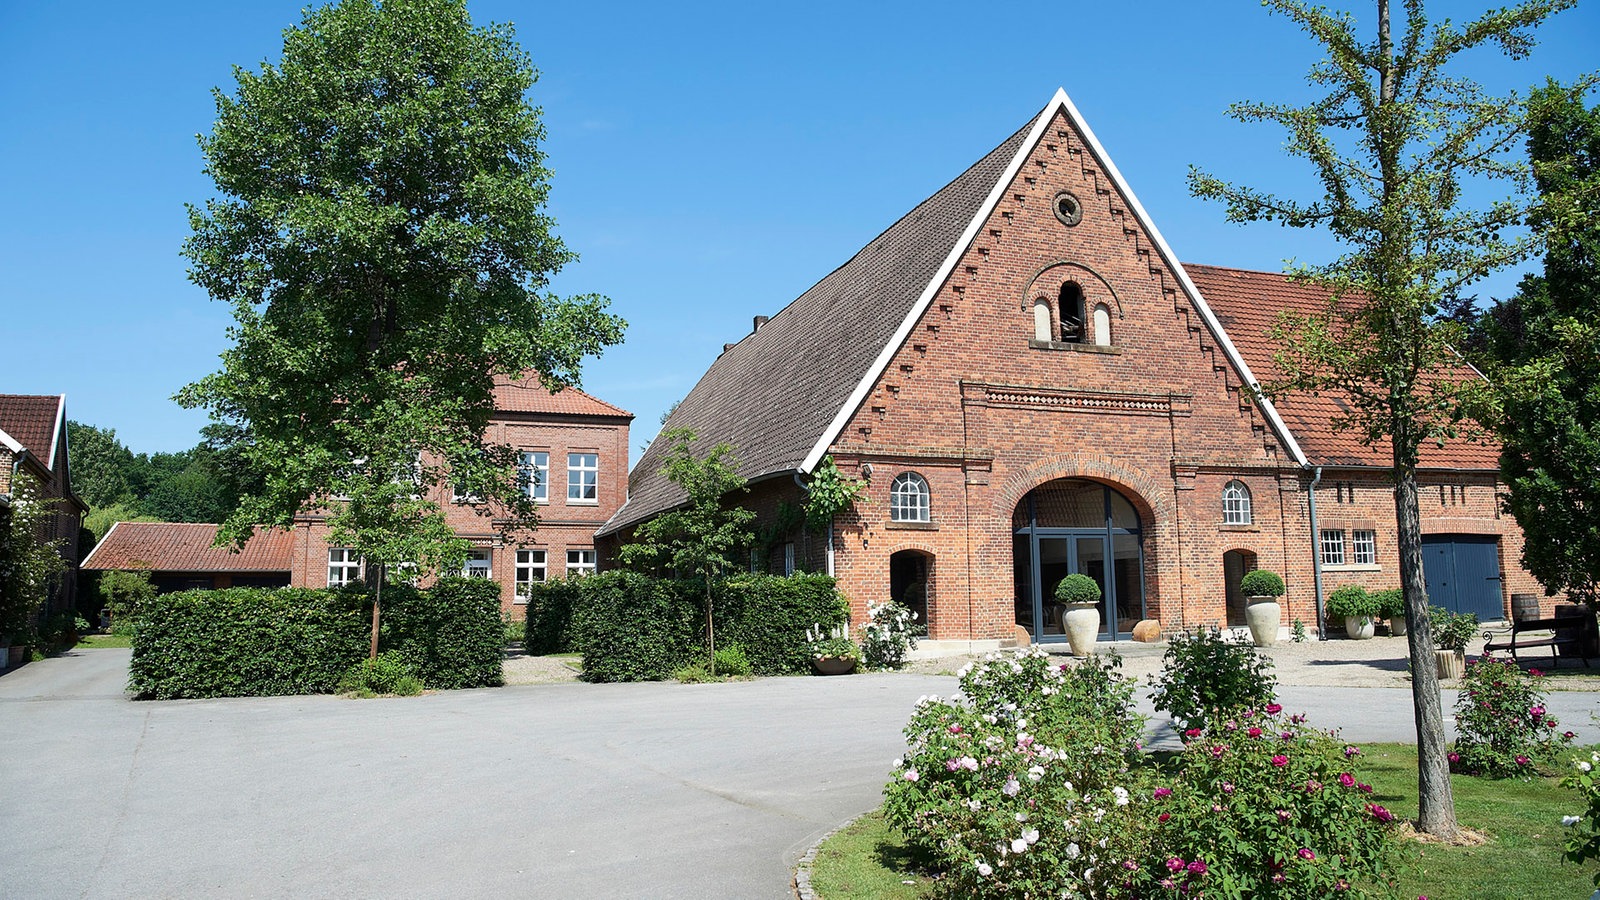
[962,380,1191,418]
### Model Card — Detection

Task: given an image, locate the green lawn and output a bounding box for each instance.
[807,743,1599,900]
[75,633,133,649]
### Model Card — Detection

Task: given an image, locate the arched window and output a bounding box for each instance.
[1222,480,1253,525]
[1032,297,1052,342]
[1059,282,1085,343]
[890,472,931,523]
[1092,302,1112,347]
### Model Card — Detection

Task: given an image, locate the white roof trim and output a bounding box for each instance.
[47,394,65,472]
[800,87,1308,472]
[0,426,21,456]
[81,520,122,570]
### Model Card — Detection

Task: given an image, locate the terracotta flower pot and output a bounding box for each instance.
[1245,597,1281,646]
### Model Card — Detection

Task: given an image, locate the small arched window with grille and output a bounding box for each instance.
[1222,480,1253,525]
[890,472,932,523]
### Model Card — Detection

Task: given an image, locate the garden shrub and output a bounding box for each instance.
[860,599,922,670]
[1562,748,1600,888]
[1054,572,1102,605]
[337,650,423,697]
[1132,707,1406,899]
[712,643,751,677]
[129,587,369,699]
[1326,584,1380,620]
[1429,605,1479,652]
[1239,568,1285,598]
[713,573,848,675]
[379,577,505,690]
[523,576,582,655]
[1148,626,1277,731]
[1371,588,1405,621]
[97,569,157,627]
[572,571,700,682]
[883,649,1146,898]
[1449,654,1573,777]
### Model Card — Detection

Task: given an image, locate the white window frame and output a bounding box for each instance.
[1222,480,1253,525]
[518,451,550,503]
[327,548,362,587]
[889,472,931,523]
[567,548,596,577]
[1351,529,1377,566]
[1320,529,1346,566]
[567,452,599,504]
[515,549,547,602]
[462,549,492,579]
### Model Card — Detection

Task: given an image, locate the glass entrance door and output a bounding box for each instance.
[1016,532,1112,642]
[1013,480,1147,644]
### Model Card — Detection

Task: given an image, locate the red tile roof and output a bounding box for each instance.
[491,374,632,419]
[1188,264,1498,469]
[0,394,65,470]
[82,522,294,573]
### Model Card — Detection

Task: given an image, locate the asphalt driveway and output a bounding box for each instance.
[2,649,1596,899]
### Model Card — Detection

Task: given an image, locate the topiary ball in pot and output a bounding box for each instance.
[1054,574,1102,657]
[1238,568,1285,599]
[1054,573,1102,606]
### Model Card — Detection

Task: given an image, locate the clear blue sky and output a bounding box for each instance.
[2,1,1594,460]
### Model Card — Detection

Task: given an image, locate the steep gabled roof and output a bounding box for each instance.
[492,374,633,419]
[82,522,294,573]
[1189,264,1498,469]
[0,394,66,471]
[599,118,1034,535]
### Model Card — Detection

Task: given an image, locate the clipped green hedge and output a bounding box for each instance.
[523,577,583,655]
[714,574,849,675]
[382,577,504,690]
[570,572,849,682]
[129,588,369,700]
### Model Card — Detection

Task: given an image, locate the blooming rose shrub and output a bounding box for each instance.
[883,649,1145,898]
[1148,626,1278,731]
[1449,654,1573,777]
[1126,707,1405,899]
[860,600,923,670]
[1561,749,1600,888]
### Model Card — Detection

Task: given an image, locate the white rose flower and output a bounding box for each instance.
[1024,828,1040,844]
[976,862,993,877]
[1112,786,1130,806]
[1564,815,1583,826]
[1011,838,1029,854]
[1066,842,1080,859]
[1579,761,1594,773]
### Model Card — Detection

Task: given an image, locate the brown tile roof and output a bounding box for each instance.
[600,119,1034,536]
[82,522,294,573]
[0,394,65,470]
[1187,264,1498,469]
[492,374,632,419]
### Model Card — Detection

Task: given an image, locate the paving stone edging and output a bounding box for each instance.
[793,811,869,900]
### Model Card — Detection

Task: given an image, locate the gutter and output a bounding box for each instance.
[1305,465,1326,640]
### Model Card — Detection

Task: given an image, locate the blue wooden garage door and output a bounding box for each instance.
[1421,535,1503,622]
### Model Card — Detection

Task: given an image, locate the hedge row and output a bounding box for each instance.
[539,572,849,682]
[128,577,504,699]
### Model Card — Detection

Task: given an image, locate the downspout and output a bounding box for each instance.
[1306,465,1326,640]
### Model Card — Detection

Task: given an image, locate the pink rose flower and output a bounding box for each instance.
[1297,848,1315,861]
[1271,754,1289,767]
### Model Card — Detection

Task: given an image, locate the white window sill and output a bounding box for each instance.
[1321,563,1381,573]
[566,499,599,506]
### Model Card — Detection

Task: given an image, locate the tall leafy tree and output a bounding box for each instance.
[1478,83,1600,605]
[178,0,624,656]
[1190,0,1578,838]
[618,429,755,670]
[66,422,136,509]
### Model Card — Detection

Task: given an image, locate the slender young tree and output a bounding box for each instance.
[1478,83,1600,606]
[1191,0,1578,838]
[617,429,755,671]
[178,0,624,655]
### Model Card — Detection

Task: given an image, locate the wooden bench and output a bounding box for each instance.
[1482,614,1594,668]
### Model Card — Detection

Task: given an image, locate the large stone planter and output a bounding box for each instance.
[1344,615,1376,640]
[1435,648,1465,680]
[1389,615,1408,637]
[1245,596,1282,646]
[1062,602,1100,657]
[812,655,857,676]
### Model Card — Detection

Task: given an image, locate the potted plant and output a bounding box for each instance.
[1238,568,1286,646]
[806,624,859,675]
[1054,573,1102,658]
[1373,588,1407,636]
[1326,585,1379,640]
[1429,606,1479,680]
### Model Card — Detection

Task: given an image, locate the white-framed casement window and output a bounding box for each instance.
[1352,529,1378,566]
[567,453,598,503]
[1320,529,1346,566]
[889,472,931,523]
[327,548,362,587]
[567,548,596,577]
[518,451,550,503]
[783,542,795,576]
[461,549,492,579]
[1222,480,1253,525]
[514,549,547,603]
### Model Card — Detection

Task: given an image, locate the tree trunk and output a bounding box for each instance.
[369,564,382,661]
[1396,466,1459,839]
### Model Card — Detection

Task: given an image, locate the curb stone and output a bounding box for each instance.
[793,811,869,900]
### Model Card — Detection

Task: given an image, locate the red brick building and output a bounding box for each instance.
[287,374,631,617]
[598,90,1539,651]
[0,394,87,620]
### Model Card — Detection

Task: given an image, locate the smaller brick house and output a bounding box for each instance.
[0,393,86,620]
[82,522,292,594]
[287,374,632,617]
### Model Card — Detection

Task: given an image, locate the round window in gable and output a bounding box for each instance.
[1053,191,1084,227]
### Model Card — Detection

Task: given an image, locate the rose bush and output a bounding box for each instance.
[1449,654,1573,778]
[1561,748,1600,888]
